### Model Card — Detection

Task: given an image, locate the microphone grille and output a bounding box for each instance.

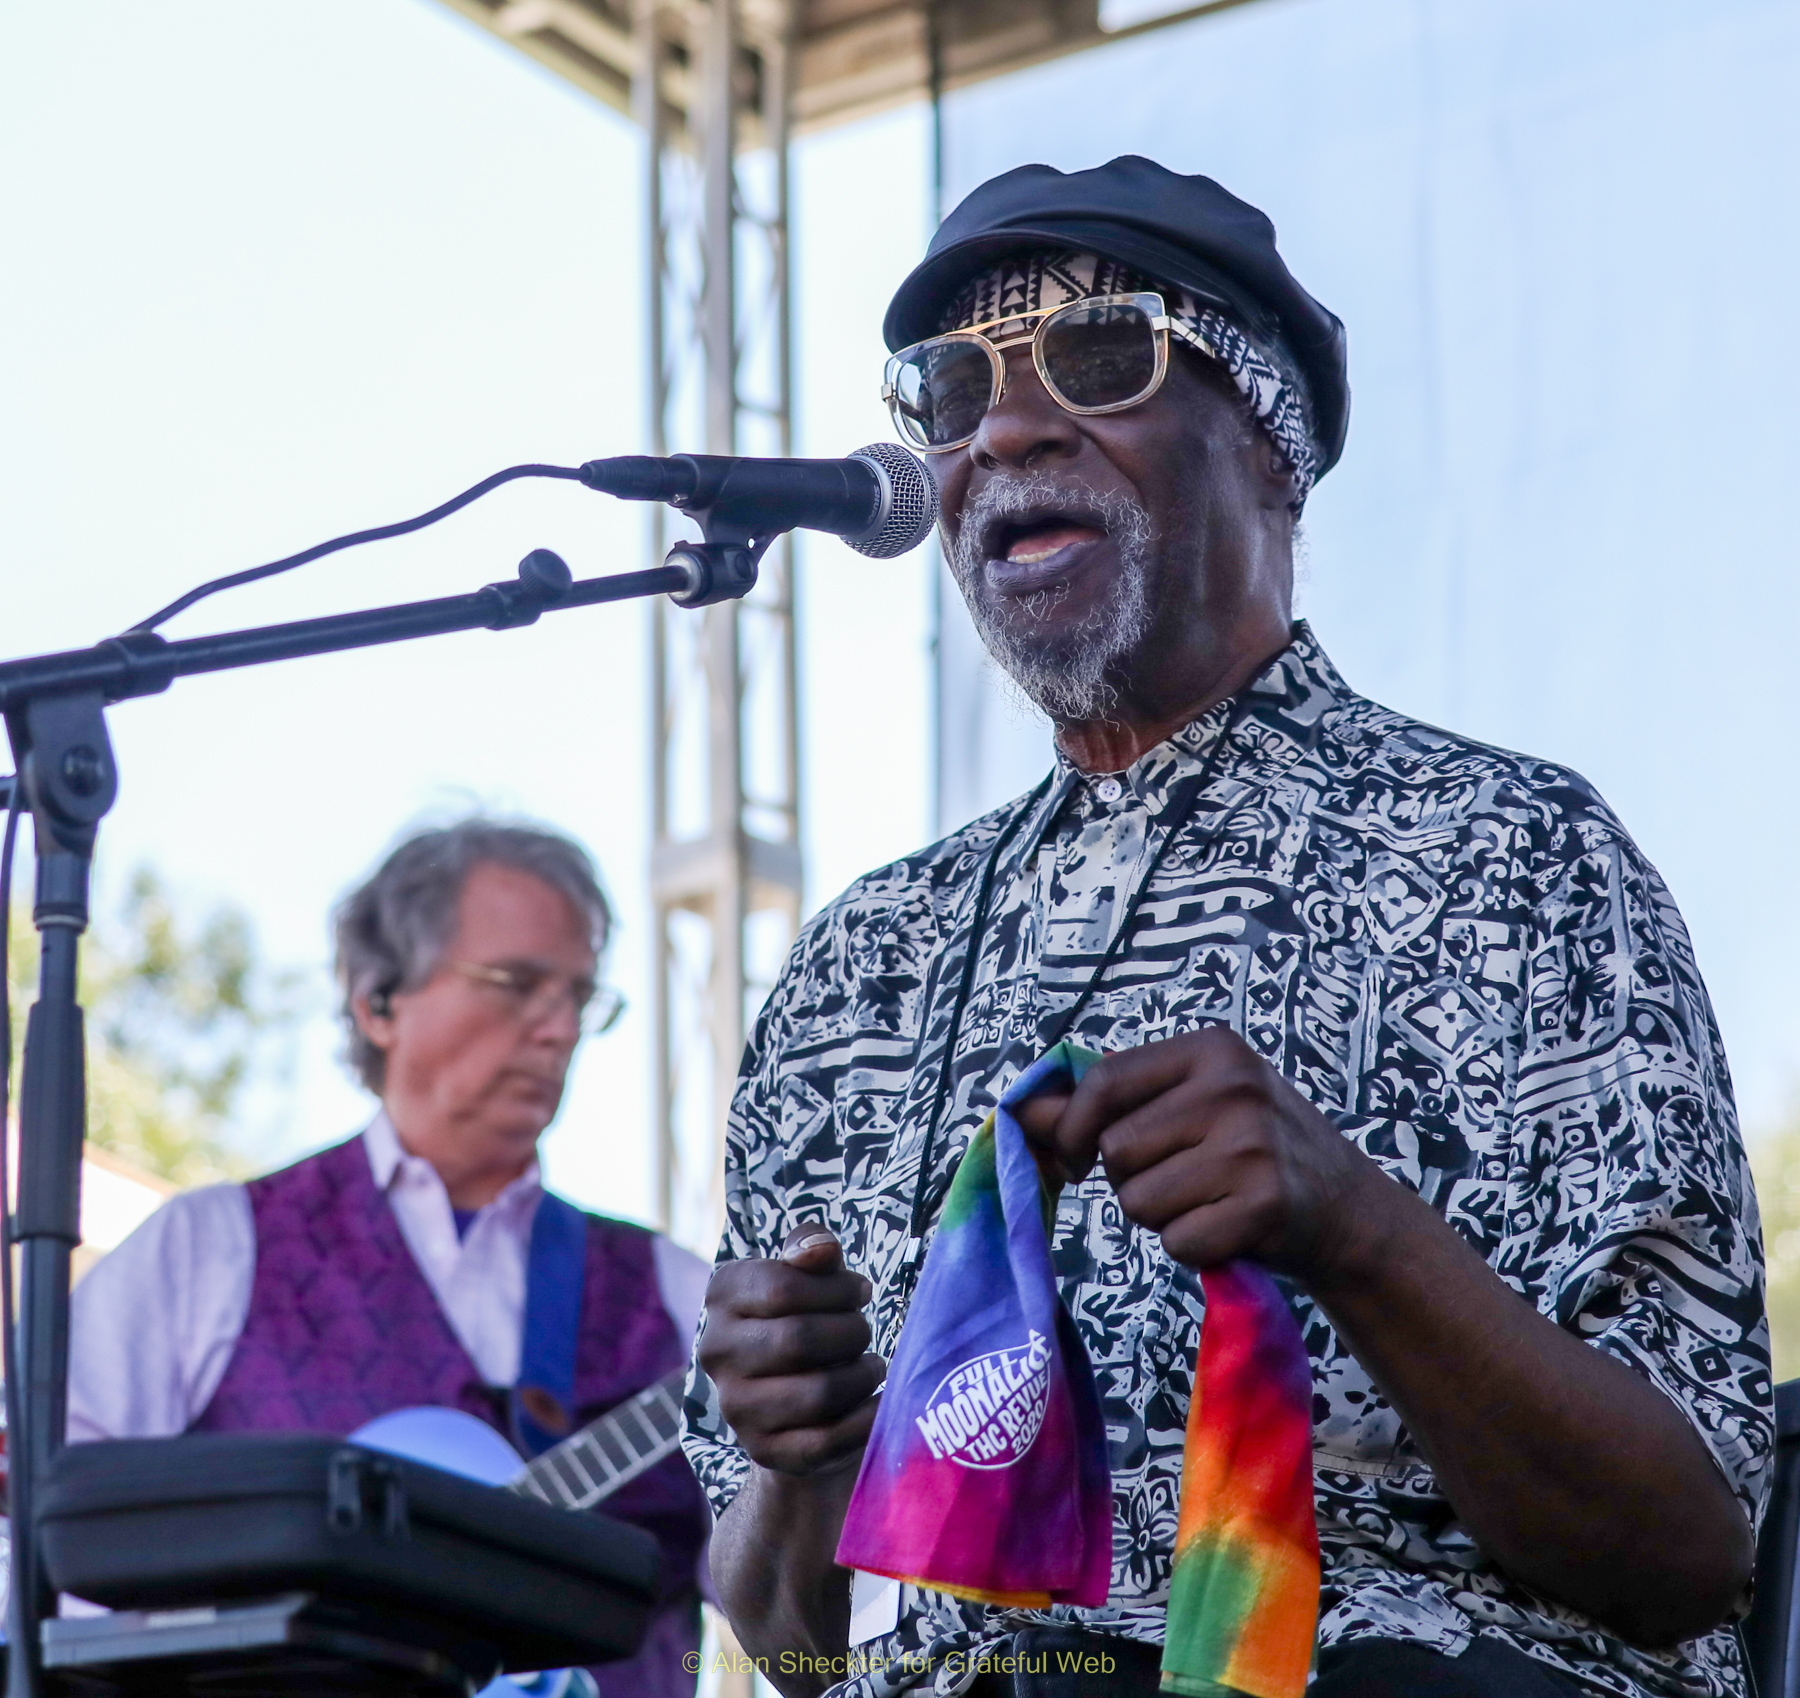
[846,442,937,559]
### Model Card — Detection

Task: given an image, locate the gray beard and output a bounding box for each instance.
[949,473,1155,722]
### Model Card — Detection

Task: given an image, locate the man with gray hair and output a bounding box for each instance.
[69,818,710,1698]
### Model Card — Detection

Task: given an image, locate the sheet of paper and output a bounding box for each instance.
[848,1569,900,1645]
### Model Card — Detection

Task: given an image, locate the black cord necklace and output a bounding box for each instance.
[903,771,1055,1249]
[898,698,1250,1276]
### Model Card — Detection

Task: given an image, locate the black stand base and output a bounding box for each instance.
[37,1593,499,1696]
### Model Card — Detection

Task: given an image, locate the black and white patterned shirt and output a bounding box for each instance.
[683,625,1770,1698]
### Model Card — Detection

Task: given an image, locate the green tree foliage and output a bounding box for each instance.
[7,867,299,1187]
[1752,1112,1800,1384]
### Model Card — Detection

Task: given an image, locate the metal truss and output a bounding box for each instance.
[637,0,802,1253]
[439,1,1261,133]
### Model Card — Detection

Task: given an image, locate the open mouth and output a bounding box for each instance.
[982,504,1110,572]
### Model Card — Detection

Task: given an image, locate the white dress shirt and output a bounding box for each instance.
[67,1113,710,1443]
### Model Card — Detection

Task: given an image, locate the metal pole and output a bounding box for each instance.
[647,0,799,1254]
[768,13,802,924]
[635,0,676,1235]
[927,0,947,837]
[700,0,737,461]
[697,0,748,1225]
[5,854,88,1698]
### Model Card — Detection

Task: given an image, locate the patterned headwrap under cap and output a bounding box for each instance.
[940,249,1319,500]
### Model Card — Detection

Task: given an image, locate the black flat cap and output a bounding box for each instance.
[883,155,1349,476]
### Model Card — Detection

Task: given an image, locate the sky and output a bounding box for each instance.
[0,0,933,1250]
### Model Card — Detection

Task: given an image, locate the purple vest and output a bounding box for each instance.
[193,1136,708,1698]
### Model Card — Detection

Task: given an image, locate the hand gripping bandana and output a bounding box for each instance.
[939,251,1320,501]
[836,1041,1320,1698]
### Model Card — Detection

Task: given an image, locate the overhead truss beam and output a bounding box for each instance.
[435,0,1259,136]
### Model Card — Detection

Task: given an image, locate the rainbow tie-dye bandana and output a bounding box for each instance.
[837,1043,1113,1608]
[835,1040,1319,1698]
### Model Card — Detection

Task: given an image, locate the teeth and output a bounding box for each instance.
[1009,543,1060,564]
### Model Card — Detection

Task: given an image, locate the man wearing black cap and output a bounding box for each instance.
[682,158,1769,1698]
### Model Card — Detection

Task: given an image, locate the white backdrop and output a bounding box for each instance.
[933,0,1800,1131]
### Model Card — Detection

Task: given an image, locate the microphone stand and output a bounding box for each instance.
[0,540,750,1698]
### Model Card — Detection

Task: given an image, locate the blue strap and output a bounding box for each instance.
[513,1190,588,1459]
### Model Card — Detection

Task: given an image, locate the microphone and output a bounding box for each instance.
[578,443,936,560]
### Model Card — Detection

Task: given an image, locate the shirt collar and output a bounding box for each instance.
[361,1110,544,1215]
[1040,620,1348,814]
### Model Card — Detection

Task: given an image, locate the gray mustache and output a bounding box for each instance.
[953,474,1150,577]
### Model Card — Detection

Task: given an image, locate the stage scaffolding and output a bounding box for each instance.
[431,0,1255,1252]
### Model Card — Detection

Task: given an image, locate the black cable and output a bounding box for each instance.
[127,462,589,633]
[1039,699,1246,1051]
[902,698,1251,1259]
[1,778,24,1510]
[904,773,1055,1248]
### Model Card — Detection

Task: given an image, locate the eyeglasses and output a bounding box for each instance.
[882,291,1215,454]
[448,959,626,1037]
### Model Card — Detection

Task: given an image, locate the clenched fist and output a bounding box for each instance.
[698,1223,886,1476]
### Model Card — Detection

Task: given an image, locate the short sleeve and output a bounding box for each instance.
[1501,830,1772,1526]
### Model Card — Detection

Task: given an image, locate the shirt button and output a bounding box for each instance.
[1095,777,1124,804]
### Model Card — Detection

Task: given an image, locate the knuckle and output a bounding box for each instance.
[709,1256,783,1315]
[770,1429,847,1477]
[702,1313,777,1376]
[746,1315,804,1367]
[743,1402,862,1477]
[760,1314,807,1361]
[1198,1026,1261,1078]
[697,1312,751,1373]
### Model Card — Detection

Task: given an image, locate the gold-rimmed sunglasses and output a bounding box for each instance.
[449,959,626,1037]
[882,291,1216,454]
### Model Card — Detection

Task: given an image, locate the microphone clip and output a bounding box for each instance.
[666,541,763,608]
[662,498,775,608]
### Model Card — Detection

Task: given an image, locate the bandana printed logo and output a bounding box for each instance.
[914,1331,1052,1469]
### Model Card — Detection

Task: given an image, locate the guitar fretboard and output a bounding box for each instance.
[508,1369,686,1512]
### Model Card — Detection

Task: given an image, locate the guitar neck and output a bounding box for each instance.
[509,1368,687,1513]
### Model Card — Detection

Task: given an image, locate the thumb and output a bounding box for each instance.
[780,1219,844,1272]
[1010,1091,1079,1186]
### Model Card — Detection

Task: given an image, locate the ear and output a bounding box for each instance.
[1259,436,1301,516]
[351,988,397,1055]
